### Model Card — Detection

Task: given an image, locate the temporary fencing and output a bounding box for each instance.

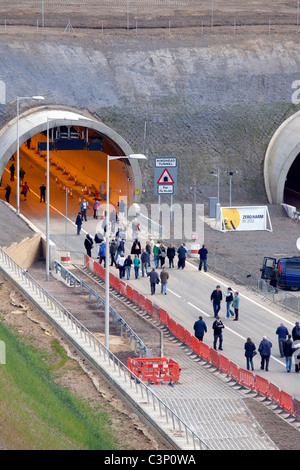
[85,255,300,417]
[127,357,181,385]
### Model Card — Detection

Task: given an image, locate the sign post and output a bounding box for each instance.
[154,157,177,224]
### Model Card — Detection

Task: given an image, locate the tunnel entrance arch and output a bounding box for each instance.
[0,105,143,205]
[264,110,300,207]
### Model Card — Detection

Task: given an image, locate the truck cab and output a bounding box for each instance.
[261,256,300,290]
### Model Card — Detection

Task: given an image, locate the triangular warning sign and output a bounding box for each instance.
[157,168,174,185]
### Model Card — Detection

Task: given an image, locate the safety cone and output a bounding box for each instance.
[69,188,73,198]
[62,167,67,175]
[63,185,66,192]
[55,177,58,184]
[84,185,88,194]
[68,173,72,180]
[74,176,78,185]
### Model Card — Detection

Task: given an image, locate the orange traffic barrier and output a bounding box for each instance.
[239,368,255,390]
[159,308,169,326]
[176,324,186,343]
[269,382,281,405]
[229,361,239,382]
[199,341,211,362]
[254,374,270,397]
[126,285,134,301]
[169,318,178,337]
[119,280,127,297]
[191,336,201,356]
[152,304,160,320]
[184,330,193,348]
[219,354,230,375]
[280,390,294,415]
[139,294,146,311]
[293,398,300,421]
[127,357,181,384]
[133,289,140,306]
[210,348,219,368]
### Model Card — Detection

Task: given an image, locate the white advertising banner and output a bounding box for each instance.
[219,206,272,232]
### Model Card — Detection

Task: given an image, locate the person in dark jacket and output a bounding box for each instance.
[141,249,149,277]
[84,234,94,257]
[244,337,256,371]
[147,268,159,295]
[276,323,289,358]
[193,316,207,342]
[75,212,83,235]
[177,244,187,269]
[212,316,225,350]
[98,242,106,266]
[283,335,293,373]
[159,243,166,268]
[292,322,300,341]
[131,238,141,256]
[109,239,118,266]
[258,336,272,371]
[210,285,223,318]
[167,243,175,268]
[269,264,280,293]
[4,184,11,203]
[198,244,208,272]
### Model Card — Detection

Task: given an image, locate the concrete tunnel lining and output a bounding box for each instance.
[265,110,300,205]
[0,106,143,202]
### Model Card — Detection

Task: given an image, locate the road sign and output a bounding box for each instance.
[157,168,174,185]
[154,157,177,196]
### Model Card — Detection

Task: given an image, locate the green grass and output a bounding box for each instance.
[0,321,120,450]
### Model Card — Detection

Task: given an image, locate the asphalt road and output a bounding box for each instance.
[2,144,299,401]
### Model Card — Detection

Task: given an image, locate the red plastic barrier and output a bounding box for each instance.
[280,390,294,415]
[114,277,121,293]
[145,298,153,316]
[133,289,140,306]
[109,272,117,289]
[191,336,201,356]
[152,304,160,321]
[159,308,170,327]
[199,342,211,362]
[139,294,146,311]
[176,324,186,343]
[184,330,193,348]
[85,254,90,268]
[169,318,178,337]
[218,354,230,375]
[239,368,255,390]
[254,375,270,398]
[293,398,300,421]
[119,280,127,297]
[229,361,239,382]
[126,285,134,301]
[268,382,281,405]
[210,348,219,368]
[93,262,101,277]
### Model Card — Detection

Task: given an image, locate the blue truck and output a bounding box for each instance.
[261,256,300,291]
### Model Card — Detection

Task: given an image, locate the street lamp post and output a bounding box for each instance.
[225,171,238,207]
[105,153,146,349]
[16,95,44,214]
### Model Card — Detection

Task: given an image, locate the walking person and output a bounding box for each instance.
[141,248,149,277]
[98,242,106,266]
[283,335,293,373]
[177,243,187,269]
[198,244,208,272]
[212,316,225,351]
[93,199,100,219]
[223,287,234,319]
[145,241,152,267]
[292,321,300,341]
[232,291,240,321]
[269,263,280,293]
[117,253,126,279]
[75,212,83,235]
[110,208,117,233]
[109,239,118,266]
[193,316,207,342]
[210,285,222,318]
[160,266,169,295]
[21,182,30,200]
[159,243,166,268]
[9,163,15,181]
[276,323,289,358]
[131,238,141,257]
[124,255,132,280]
[39,183,46,203]
[147,268,159,295]
[84,234,94,258]
[4,184,11,203]
[153,241,160,268]
[292,339,300,373]
[19,167,25,186]
[133,254,141,279]
[244,337,256,371]
[258,336,272,372]
[167,243,175,268]
[80,199,88,221]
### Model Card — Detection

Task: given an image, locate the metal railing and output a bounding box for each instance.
[0,246,211,450]
[54,260,149,356]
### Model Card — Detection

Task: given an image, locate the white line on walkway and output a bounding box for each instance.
[169,289,182,298]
